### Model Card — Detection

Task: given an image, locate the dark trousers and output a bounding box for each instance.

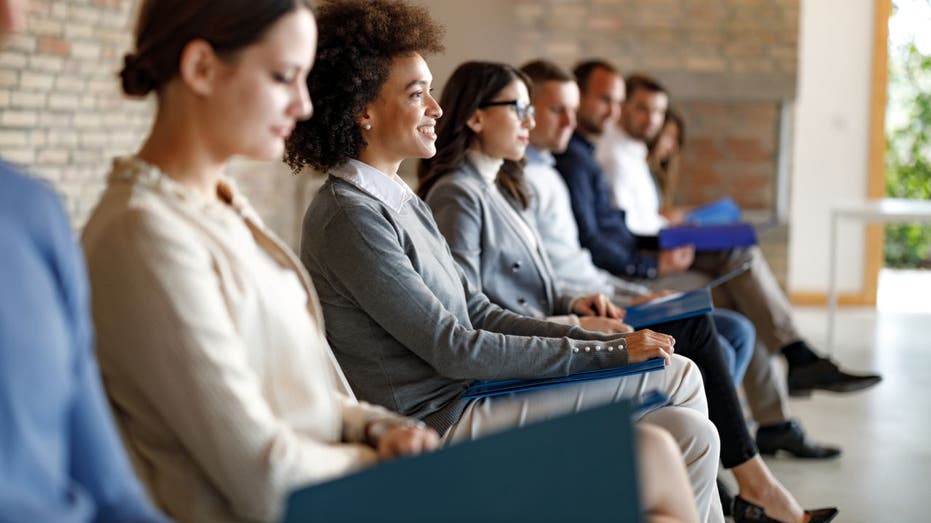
[652,313,758,468]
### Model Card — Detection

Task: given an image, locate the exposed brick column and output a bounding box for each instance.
[0,0,152,227]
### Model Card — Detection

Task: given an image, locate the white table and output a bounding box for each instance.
[827,198,931,351]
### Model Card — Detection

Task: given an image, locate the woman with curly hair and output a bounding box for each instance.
[81,1,439,522]
[288,2,723,521]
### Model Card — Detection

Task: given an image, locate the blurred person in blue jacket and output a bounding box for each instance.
[0,1,169,520]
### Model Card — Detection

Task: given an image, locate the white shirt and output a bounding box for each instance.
[329,158,414,212]
[596,124,667,235]
[525,146,650,303]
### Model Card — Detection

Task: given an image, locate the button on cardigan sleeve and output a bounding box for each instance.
[308,203,630,381]
[85,208,378,522]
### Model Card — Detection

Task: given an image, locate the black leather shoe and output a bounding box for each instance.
[733,495,838,523]
[717,478,733,516]
[756,419,841,459]
[787,358,882,397]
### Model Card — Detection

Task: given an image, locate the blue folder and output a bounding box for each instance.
[281,401,641,522]
[658,222,757,251]
[623,287,714,328]
[685,197,742,225]
[462,358,667,399]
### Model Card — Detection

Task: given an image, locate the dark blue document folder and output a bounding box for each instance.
[624,287,714,328]
[281,401,641,522]
[462,358,667,399]
[658,222,757,251]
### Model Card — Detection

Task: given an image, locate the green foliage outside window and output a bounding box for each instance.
[885,42,931,268]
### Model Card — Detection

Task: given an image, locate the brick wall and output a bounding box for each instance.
[513,0,798,213]
[0,1,150,227]
[514,0,799,99]
[1,0,800,261]
[674,100,780,209]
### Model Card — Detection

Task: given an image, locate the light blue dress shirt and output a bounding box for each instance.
[0,165,169,523]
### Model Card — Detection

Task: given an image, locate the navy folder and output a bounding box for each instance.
[281,401,641,522]
[623,287,714,328]
[462,358,667,399]
[658,222,757,251]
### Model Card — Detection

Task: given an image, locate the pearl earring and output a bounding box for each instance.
[362,123,372,130]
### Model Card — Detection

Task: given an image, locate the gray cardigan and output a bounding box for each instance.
[425,161,574,320]
[300,176,629,434]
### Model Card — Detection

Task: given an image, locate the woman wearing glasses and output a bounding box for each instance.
[418,62,629,333]
[288,2,722,521]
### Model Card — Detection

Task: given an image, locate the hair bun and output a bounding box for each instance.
[120,53,157,97]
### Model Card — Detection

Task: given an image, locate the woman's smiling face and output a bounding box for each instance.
[360,52,443,166]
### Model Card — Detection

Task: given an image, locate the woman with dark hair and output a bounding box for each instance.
[422,60,837,523]
[289,2,723,522]
[648,109,685,209]
[82,1,438,522]
[418,61,629,332]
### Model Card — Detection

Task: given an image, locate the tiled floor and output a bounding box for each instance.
[722,303,930,523]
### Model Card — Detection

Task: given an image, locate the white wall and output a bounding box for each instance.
[788,0,876,294]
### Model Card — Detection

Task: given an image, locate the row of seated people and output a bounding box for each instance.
[0,1,699,522]
[1,0,874,521]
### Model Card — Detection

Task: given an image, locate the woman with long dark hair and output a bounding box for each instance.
[418,62,629,332]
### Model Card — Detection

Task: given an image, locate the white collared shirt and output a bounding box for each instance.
[524,146,650,300]
[329,158,414,213]
[595,124,667,235]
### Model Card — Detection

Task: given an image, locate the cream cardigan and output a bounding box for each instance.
[82,157,401,523]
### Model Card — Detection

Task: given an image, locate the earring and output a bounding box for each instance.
[362,123,372,130]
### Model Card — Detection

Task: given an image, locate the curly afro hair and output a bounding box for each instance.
[284,0,445,173]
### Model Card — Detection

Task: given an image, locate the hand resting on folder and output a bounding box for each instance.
[625,329,675,364]
[620,262,751,331]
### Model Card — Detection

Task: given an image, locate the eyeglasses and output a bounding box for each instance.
[478,99,536,122]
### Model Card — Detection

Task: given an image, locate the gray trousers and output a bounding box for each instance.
[445,355,724,523]
[644,245,798,426]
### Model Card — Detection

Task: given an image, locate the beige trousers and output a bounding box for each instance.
[444,355,724,523]
[646,245,798,425]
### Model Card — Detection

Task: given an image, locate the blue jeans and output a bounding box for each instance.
[711,309,755,386]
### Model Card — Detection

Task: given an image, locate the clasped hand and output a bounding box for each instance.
[366,419,440,459]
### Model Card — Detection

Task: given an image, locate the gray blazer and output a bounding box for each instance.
[301,176,629,435]
[425,162,575,320]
